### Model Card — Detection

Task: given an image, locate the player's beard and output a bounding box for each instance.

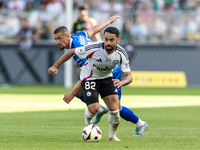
[59,47,64,50]
[58,45,64,50]
[105,45,114,52]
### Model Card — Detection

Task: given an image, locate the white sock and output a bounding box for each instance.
[135,118,145,127]
[108,110,120,138]
[85,108,95,125]
[98,104,104,113]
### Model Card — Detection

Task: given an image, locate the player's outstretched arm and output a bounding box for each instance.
[112,72,132,88]
[92,33,102,41]
[48,49,76,75]
[87,15,120,38]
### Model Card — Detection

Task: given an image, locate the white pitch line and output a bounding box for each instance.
[0,94,200,113]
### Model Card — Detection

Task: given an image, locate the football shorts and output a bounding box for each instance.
[81,77,118,105]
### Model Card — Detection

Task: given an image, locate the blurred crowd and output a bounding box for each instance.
[1,0,200,49]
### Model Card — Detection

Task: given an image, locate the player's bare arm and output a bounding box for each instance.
[48,48,76,75]
[63,80,82,104]
[71,80,82,95]
[112,72,132,88]
[93,33,102,41]
[87,15,120,38]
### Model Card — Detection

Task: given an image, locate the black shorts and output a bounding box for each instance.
[81,77,118,106]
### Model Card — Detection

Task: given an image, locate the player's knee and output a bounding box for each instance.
[88,103,99,114]
[107,100,120,111]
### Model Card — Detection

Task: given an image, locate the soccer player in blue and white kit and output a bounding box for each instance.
[51,20,148,138]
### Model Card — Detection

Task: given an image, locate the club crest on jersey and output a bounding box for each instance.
[112,60,119,65]
[86,91,92,97]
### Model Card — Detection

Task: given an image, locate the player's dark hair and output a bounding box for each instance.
[54,26,69,34]
[78,4,89,11]
[104,27,120,38]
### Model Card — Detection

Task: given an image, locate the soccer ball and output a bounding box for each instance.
[82,124,102,142]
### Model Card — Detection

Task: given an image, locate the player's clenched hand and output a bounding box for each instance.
[63,92,74,104]
[48,66,58,75]
[112,79,122,88]
[109,15,120,24]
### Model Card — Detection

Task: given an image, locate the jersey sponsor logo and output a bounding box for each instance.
[79,36,86,45]
[96,58,102,62]
[93,64,110,71]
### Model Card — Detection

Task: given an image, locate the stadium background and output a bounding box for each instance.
[1,1,200,149]
[0,0,200,87]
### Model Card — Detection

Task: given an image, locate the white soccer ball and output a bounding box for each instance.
[82,124,102,142]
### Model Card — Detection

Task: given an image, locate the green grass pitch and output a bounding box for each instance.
[0,85,200,150]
